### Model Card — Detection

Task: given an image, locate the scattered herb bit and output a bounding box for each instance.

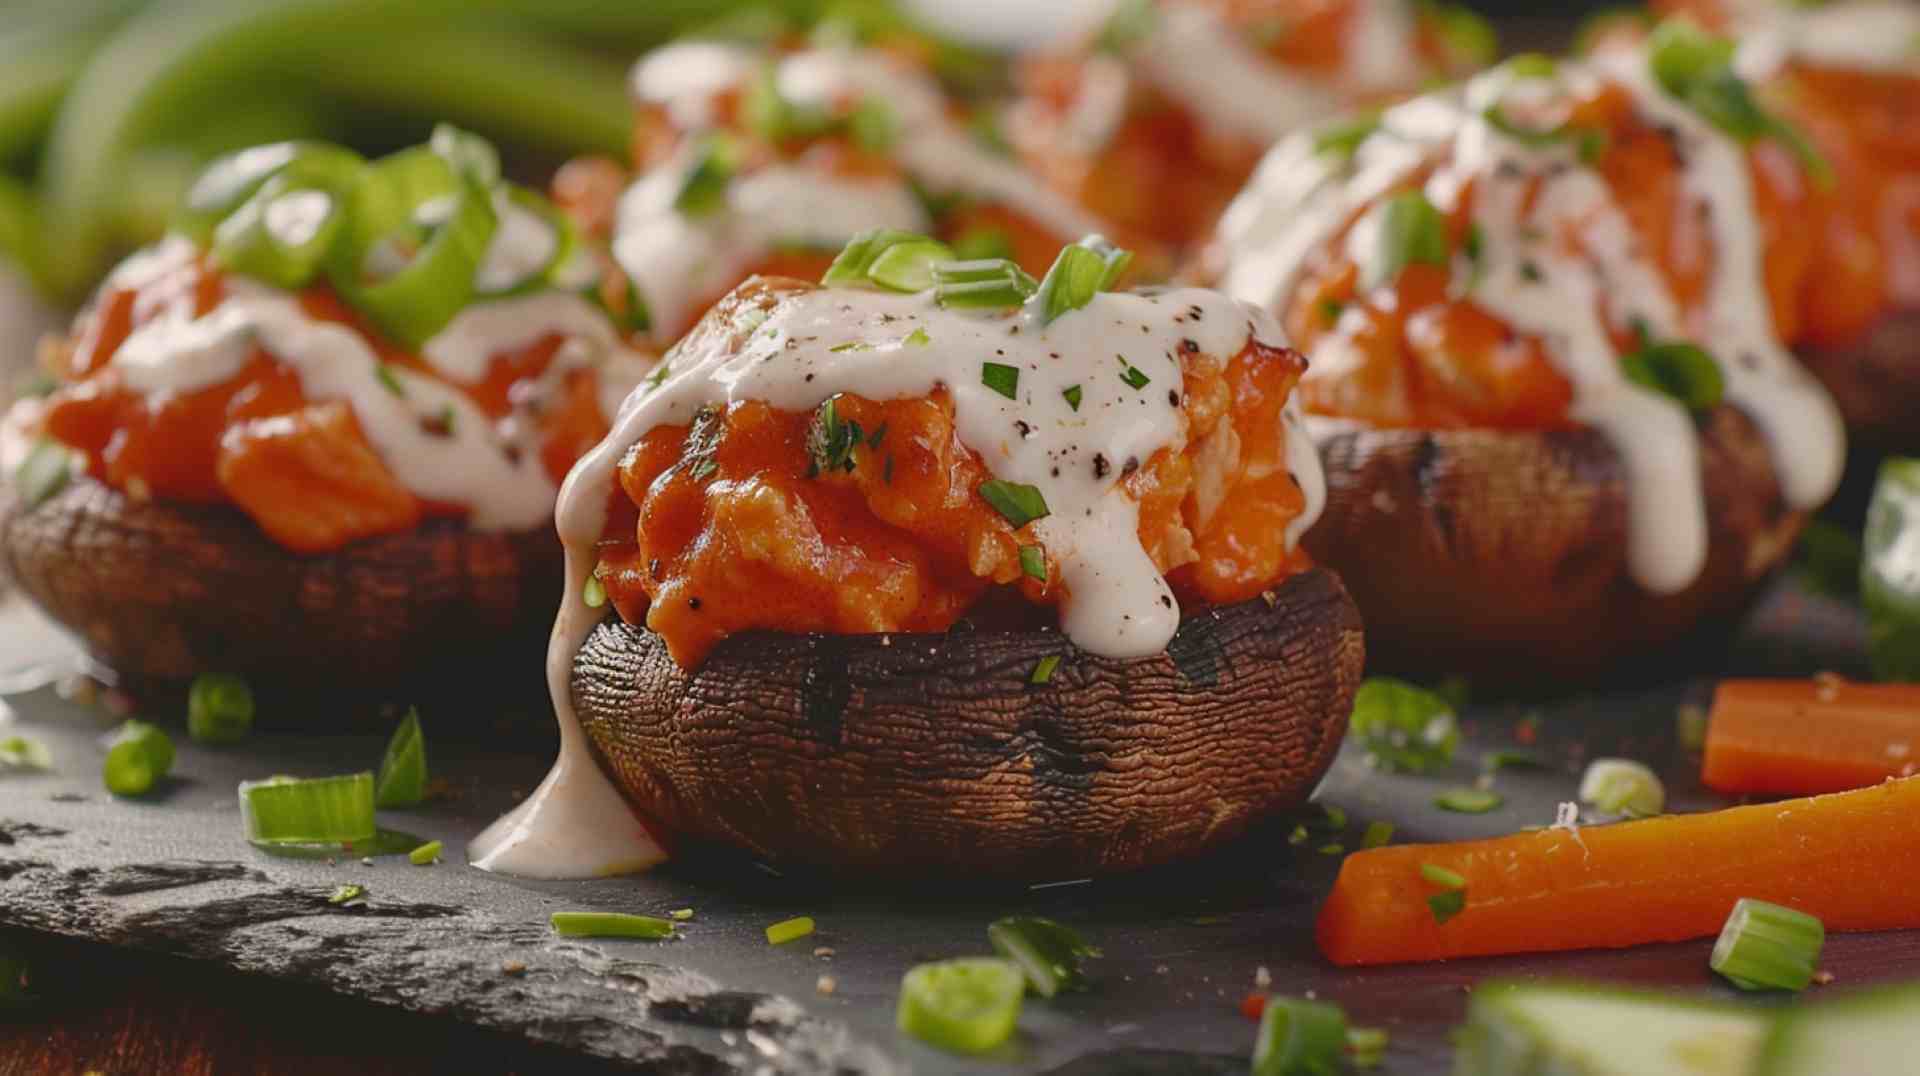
[240,772,376,844]
[1427,889,1467,925]
[642,361,672,393]
[848,98,899,152]
[903,327,931,347]
[743,65,833,143]
[1435,788,1504,814]
[1019,545,1047,582]
[187,672,254,744]
[0,735,51,770]
[978,480,1049,528]
[1578,758,1664,817]
[103,720,174,797]
[1251,996,1348,1076]
[1647,18,1832,187]
[1030,655,1061,685]
[1312,113,1381,159]
[1505,52,1558,79]
[1421,863,1467,889]
[551,912,675,940]
[1098,0,1157,54]
[328,883,366,905]
[766,916,815,945]
[1118,361,1150,390]
[1621,339,1724,410]
[982,361,1020,399]
[866,422,888,449]
[1711,898,1824,991]
[1349,678,1459,773]
[829,340,874,353]
[374,708,428,809]
[1317,298,1345,327]
[1426,0,1497,67]
[374,362,406,397]
[1323,805,1348,830]
[1482,104,1609,164]
[988,917,1099,998]
[408,840,443,865]
[1034,236,1133,324]
[1865,458,1920,682]
[1061,384,1083,411]
[1318,842,1346,856]
[14,438,77,510]
[1676,703,1710,753]
[806,397,866,476]
[1360,821,1395,849]
[1347,1026,1389,1068]
[1365,190,1449,290]
[932,257,1038,309]
[673,135,739,217]
[669,908,694,921]
[897,957,1024,1055]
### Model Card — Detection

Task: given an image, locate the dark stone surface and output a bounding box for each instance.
[0,576,1911,1074]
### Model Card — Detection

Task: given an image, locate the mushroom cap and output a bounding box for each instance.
[1304,404,1805,687]
[1795,309,1920,453]
[2,476,561,692]
[571,567,1364,877]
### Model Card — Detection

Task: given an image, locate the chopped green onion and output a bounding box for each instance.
[868,239,956,293]
[897,957,1024,1055]
[1434,787,1504,814]
[1622,340,1724,410]
[673,135,739,217]
[408,840,443,865]
[932,258,1037,309]
[1481,104,1609,164]
[1676,703,1710,752]
[951,227,1013,262]
[1865,458,1920,682]
[374,362,406,397]
[1034,236,1132,325]
[428,123,501,188]
[766,916,815,945]
[1346,1026,1388,1064]
[212,179,349,289]
[1030,655,1061,685]
[582,572,608,609]
[988,917,1099,998]
[1578,757,1665,817]
[1252,997,1348,1076]
[978,480,1049,528]
[374,708,427,809]
[1318,842,1346,856]
[1420,863,1467,889]
[828,341,874,353]
[904,327,931,347]
[187,672,254,744]
[1647,18,1831,187]
[0,735,50,770]
[848,98,899,152]
[669,908,694,921]
[103,720,174,797]
[743,64,834,144]
[551,912,675,940]
[1312,114,1381,159]
[822,229,950,289]
[1118,361,1150,390]
[1062,385,1082,411]
[240,772,375,844]
[14,438,77,510]
[1365,190,1449,290]
[327,883,366,905]
[1018,545,1047,582]
[982,362,1021,400]
[1711,898,1824,992]
[1360,821,1395,849]
[175,141,363,245]
[1349,677,1459,774]
[1428,890,1467,925]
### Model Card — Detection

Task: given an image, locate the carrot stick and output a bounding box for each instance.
[1702,679,1920,796]
[1316,776,1920,967]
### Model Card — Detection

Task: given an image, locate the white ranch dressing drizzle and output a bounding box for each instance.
[1727,0,1920,76]
[94,239,653,530]
[1214,52,1844,595]
[469,282,1326,878]
[616,43,1106,344]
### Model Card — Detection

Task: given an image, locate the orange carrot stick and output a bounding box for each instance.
[1316,776,1920,967]
[1702,679,1920,796]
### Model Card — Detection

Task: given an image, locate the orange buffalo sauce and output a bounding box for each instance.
[593,337,1312,668]
[35,254,612,554]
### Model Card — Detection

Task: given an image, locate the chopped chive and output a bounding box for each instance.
[1118,362,1150,390]
[982,362,1020,400]
[932,258,1037,309]
[1019,544,1047,582]
[668,908,694,921]
[866,423,888,449]
[898,957,1024,1055]
[103,720,174,797]
[1035,236,1133,324]
[15,439,77,510]
[582,572,608,608]
[1711,899,1824,992]
[1428,890,1467,925]
[868,239,955,292]
[1317,843,1346,856]
[0,735,50,770]
[374,362,406,397]
[766,916,815,945]
[988,916,1099,998]
[408,840,443,865]
[807,397,866,475]
[374,708,428,809]
[240,772,375,844]
[1578,758,1665,818]
[823,229,948,289]
[1622,340,1724,411]
[551,912,675,940]
[328,883,366,905]
[1349,678,1460,774]
[978,480,1049,528]
[187,672,255,744]
[1030,654,1061,685]
[673,135,739,216]
[829,340,874,352]
[1434,788,1504,813]
[1366,190,1449,290]
[1420,863,1467,889]
[904,327,931,347]
[1062,385,1082,411]
[1253,997,1349,1076]
[1360,821,1395,849]
[643,362,672,393]
[1312,113,1381,159]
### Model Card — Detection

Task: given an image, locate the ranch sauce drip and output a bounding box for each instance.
[1215,50,1843,595]
[468,282,1327,878]
[615,43,1106,343]
[97,237,653,530]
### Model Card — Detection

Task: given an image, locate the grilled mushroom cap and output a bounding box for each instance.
[1305,404,1804,687]
[1794,310,1920,453]
[2,476,561,692]
[571,567,1364,877]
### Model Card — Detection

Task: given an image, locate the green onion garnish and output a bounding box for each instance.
[1062,385,1082,411]
[669,908,694,921]
[175,142,366,245]
[743,65,834,143]
[1365,190,1450,290]
[1312,114,1381,159]
[408,840,443,865]
[1647,18,1831,187]
[212,180,350,289]
[1481,104,1610,164]
[1621,339,1724,411]
[374,708,427,809]
[982,362,1020,400]
[374,362,406,397]
[0,735,50,770]
[904,327,931,347]
[897,957,1025,1055]
[1421,863,1466,888]
[1018,545,1046,582]
[848,98,900,152]
[1349,678,1460,774]
[1030,655,1061,685]
[551,912,675,940]
[1118,362,1150,390]
[766,916,815,945]
[1434,788,1504,814]
[240,772,375,844]
[932,258,1038,309]
[1676,704,1710,752]
[978,480,1049,528]
[15,438,77,510]
[328,883,366,905]
[1428,890,1467,925]
[1428,1,1497,67]
[869,239,957,293]
[1578,757,1665,817]
[822,229,950,289]
[1252,997,1348,1076]
[1034,236,1133,325]
[828,341,874,353]
[988,917,1099,998]
[1711,899,1824,992]
[103,720,174,798]
[1347,1026,1389,1065]
[673,135,739,217]
[187,672,254,744]
[1360,821,1395,849]
[951,227,1013,262]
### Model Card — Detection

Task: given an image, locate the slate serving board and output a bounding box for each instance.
[1,576,1914,1075]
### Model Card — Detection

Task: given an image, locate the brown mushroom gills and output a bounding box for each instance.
[1305,405,1805,686]
[2,476,561,694]
[571,567,1364,877]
